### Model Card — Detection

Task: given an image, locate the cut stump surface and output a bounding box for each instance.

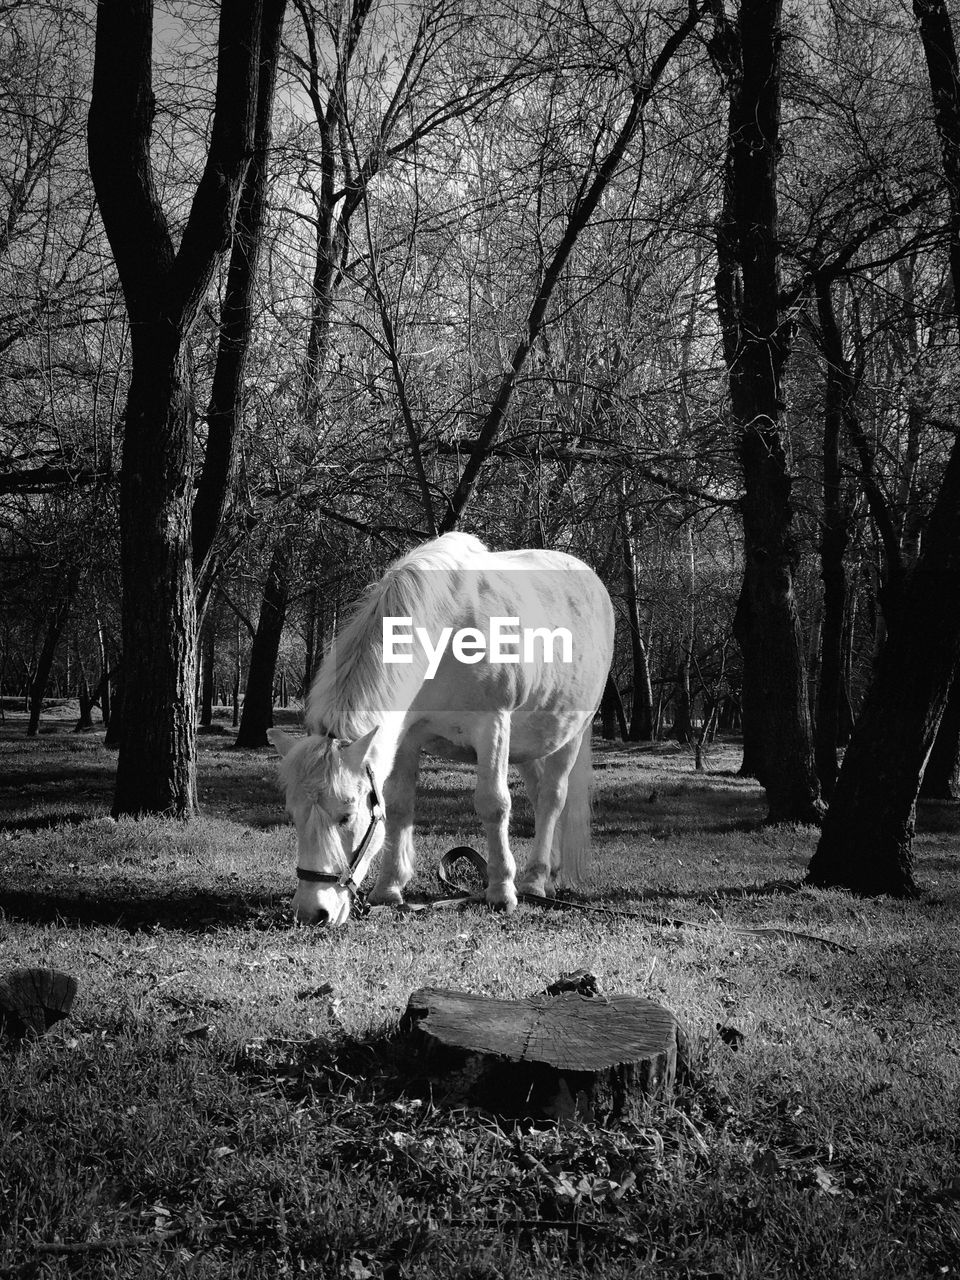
[403,986,678,1122]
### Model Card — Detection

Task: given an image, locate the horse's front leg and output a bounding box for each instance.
[368,738,419,906]
[516,736,578,897]
[474,711,517,912]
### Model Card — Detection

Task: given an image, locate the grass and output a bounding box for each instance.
[1,706,959,1278]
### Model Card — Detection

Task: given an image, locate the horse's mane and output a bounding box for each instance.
[306,532,488,739]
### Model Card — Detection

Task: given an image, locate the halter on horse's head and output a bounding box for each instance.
[267,726,384,925]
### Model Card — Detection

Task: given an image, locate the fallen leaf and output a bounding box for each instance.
[813,1164,841,1195]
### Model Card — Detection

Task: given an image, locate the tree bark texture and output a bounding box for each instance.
[199,603,218,729]
[88,0,283,816]
[112,342,199,814]
[403,986,678,1123]
[814,279,854,799]
[192,0,286,601]
[235,539,290,748]
[807,0,960,893]
[714,0,821,822]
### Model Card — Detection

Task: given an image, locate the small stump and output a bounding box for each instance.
[0,968,77,1039]
[403,984,678,1123]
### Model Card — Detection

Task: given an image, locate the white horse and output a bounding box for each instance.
[267,532,614,925]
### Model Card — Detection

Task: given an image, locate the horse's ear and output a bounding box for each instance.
[342,726,379,770]
[266,727,297,758]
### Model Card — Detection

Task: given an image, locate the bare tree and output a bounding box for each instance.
[712,0,822,823]
[88,0,286,816]
[808,0,960,895]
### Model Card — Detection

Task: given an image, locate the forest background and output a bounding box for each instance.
[4,0,960,897]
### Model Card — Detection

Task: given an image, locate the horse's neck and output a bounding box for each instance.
[365,711,406,784]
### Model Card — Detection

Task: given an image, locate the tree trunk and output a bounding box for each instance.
[88,0,283,817]
[192,0,286,601]
[619,487,653,741]
[104,668,123,748]
[600,674,628,740]
[303,584,319,697]
[806,473,960,895]
[733,582,765,781]
[235,539,289,748]
[672,663,694,744]
[95,615,111,730]
[919,678,960,800]
[199,602,217,728]
[814,278,854,800]
[713,0,821,822]
[26,581,75,736]
[112,340,199,815]
[74,640,94,731]
[808,0,960,893]
[232,618,242,728]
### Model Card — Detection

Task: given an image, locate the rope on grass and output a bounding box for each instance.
[382,845,856,954]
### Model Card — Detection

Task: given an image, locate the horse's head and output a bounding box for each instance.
[267,726,383,926]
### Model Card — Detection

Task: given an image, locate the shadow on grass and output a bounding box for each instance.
[0,886,287,933]
[0,810,105,833]
[556,877,805,910]
[916,800,960,834]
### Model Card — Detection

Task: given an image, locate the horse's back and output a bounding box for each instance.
[406,543,614,758]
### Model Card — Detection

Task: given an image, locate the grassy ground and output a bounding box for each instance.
[1,705,958,1278]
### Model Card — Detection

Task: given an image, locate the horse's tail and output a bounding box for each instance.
[556,724,594,889]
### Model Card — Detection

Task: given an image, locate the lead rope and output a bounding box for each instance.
[381,845,853,953]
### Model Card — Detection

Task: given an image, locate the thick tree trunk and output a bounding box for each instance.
[806,454,960,894]
[814,279,853,800]
[714,0,821,822]
[808,0,960,893]
[88,0,282,817]
[113,341,198,815]
[235,539,289,748]
[919,678,960,800]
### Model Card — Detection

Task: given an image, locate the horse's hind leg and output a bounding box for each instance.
[368,738,419,906]
[516,736,579,897]
[474,711,517,913]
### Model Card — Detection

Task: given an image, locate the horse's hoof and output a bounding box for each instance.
[367,886,405,907]
[517,875,552,898]
[485,887,518,914]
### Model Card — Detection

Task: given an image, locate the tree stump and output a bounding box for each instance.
[402,983,678,1123]
[0,968,77,1039]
